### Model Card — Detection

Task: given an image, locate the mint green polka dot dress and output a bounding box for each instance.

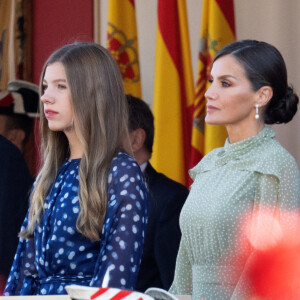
[169,127,300,300]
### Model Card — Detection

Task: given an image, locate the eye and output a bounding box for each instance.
[42,84,48,92]
[58,84,67,89]
[208,78,213,84]
[221,81,231,87]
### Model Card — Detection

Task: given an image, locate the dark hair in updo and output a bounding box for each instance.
[213,39,298,124]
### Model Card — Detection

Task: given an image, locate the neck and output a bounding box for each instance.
[64,130,83,159]
[133,148,151,166]
[226,121,265,144]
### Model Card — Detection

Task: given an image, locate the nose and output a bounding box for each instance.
[40,90,55,104]
[204,84,217,101]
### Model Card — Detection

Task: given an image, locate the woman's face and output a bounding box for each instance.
[205,54,259,128]
[41,62,74,132]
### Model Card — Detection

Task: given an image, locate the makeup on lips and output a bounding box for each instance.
[44,109,58,118]
[206,105,218,112]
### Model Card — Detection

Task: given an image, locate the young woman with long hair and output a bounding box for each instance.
[4,42,149,295]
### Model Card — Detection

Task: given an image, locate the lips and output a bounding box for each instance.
[206,105,218,112]
[44,109,58,118]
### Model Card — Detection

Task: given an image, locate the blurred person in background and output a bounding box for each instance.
[0,80,38,292]
[126,95,189,291]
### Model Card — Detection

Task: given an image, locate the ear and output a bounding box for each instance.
[256,86,273,107]
[130,128,146,153]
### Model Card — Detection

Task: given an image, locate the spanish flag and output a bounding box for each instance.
[151,0,194,187]
[107,0,141,98]
[190,0,236,169]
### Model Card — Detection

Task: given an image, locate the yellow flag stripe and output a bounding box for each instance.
[152,28,186,185]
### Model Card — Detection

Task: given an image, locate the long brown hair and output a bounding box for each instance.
[21,42,128,241]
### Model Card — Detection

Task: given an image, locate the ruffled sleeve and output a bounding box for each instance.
[231,143,300,299]
[189,147,223,181]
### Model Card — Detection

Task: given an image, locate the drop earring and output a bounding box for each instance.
[255,104,259,119]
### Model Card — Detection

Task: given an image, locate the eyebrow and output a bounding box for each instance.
[211,74,237,80]
[42,79,67,83]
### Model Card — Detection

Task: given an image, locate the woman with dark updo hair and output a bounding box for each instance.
[169,40,300,299]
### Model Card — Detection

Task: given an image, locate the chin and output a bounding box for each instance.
[47,123,62,132]
[48,127,61,132]
[205,116,223,125]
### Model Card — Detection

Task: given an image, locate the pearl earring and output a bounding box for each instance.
[255,104,259,119]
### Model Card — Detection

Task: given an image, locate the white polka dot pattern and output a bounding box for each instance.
[169,127,300,300]
[4,152,149,296]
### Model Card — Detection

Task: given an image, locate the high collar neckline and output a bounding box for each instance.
[224,127,275,154]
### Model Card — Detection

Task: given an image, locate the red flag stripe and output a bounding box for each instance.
[129,0,135,7]
[109,290,132,300]
[157,0,192,185]
[91,287,110,299]
[157,0,187,109]
[215,0,236,34]
[157,1,181,74]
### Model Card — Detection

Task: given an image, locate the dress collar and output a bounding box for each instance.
[215,127,275,166]
[224,126,275,154]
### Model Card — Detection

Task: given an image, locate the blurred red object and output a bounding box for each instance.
[248,241,300,299]
[240,208,300,299]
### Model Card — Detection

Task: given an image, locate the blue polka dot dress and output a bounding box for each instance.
[4,151,149,295]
